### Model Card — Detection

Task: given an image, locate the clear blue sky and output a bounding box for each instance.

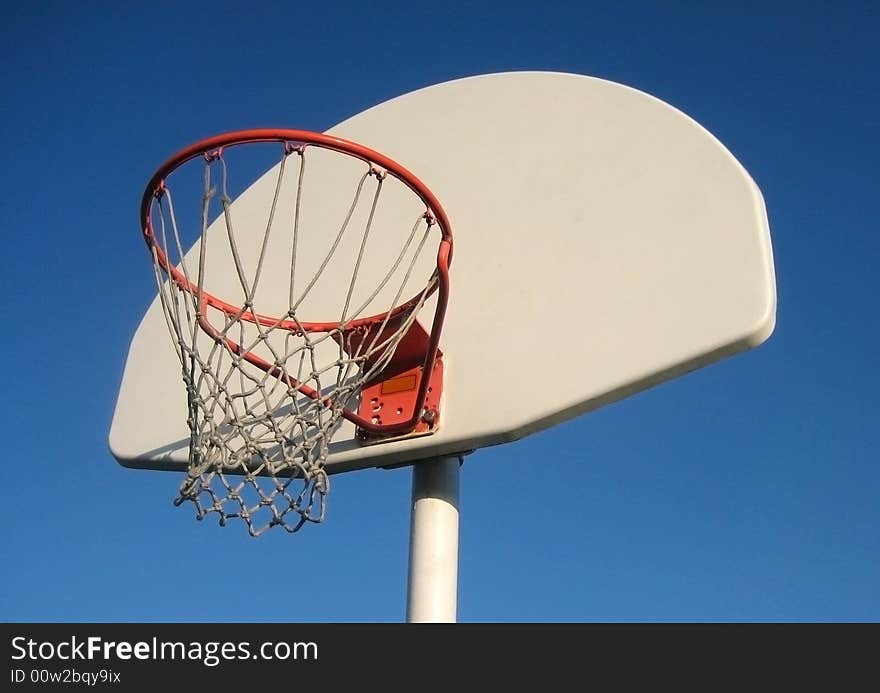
[1,2,877,622]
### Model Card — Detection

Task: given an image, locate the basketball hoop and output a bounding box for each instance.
[141,129,452,535]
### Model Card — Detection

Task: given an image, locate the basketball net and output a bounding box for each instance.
[142,133,451,536]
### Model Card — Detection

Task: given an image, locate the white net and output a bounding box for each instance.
[144,138,445,536]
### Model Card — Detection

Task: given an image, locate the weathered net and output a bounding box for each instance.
[144,138,444,536]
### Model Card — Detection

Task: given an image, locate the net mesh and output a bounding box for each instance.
[146,141,440,536]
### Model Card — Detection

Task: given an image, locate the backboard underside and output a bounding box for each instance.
[110,71,776,475]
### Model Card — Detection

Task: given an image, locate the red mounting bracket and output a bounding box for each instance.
[336,317,444,445]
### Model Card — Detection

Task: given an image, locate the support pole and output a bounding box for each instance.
[406,455,461,623]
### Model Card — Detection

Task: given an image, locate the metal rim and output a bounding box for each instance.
[140,129,452,436]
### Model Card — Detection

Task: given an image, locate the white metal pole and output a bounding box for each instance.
[406,455,461,623]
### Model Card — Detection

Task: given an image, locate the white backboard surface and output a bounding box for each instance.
[110,71,776,474]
